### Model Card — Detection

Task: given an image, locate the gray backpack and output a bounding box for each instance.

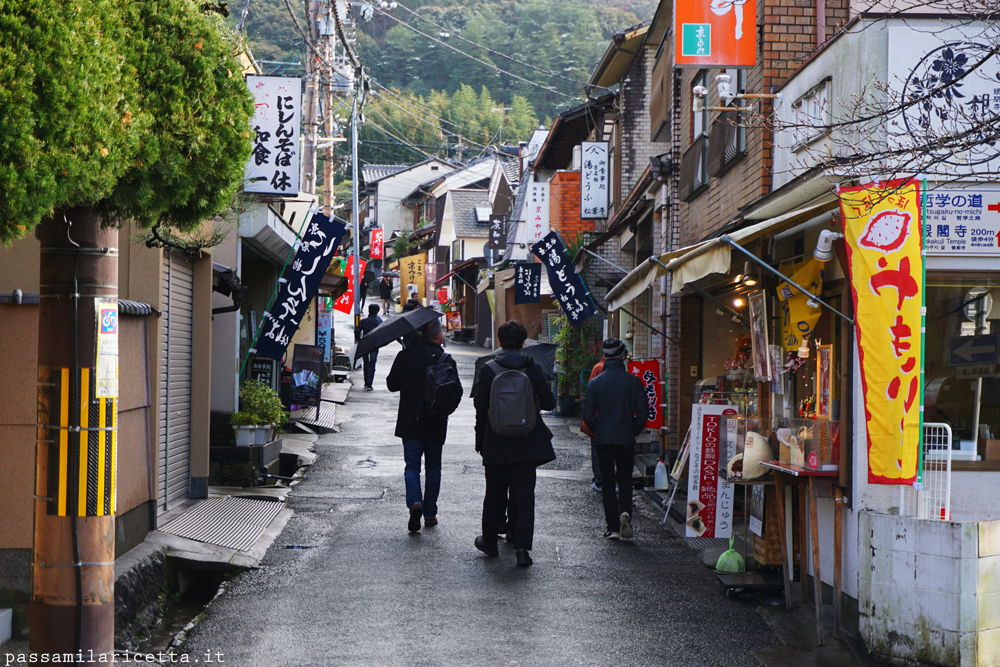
[486,360,537,438]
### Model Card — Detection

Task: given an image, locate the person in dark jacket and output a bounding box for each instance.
[379,275,393,313]
[386,319,459,533]
[398,299,422,348]
[359,272,372,309]
[354,304,382,391]
[581,338,647,540]
[473,320,557,566]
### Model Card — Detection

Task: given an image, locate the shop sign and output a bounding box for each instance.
[530,231,597,324]
[921,189,1000,257]
[841,178,924,485]
[316,297,334,364]
[628,360,663,430]
[956,364,994,379]
[250,356,275,388]
[436,287,449,306]
[675,0,756,68]
[399,253,426,303]
[245,76,301,195]
[527,182,549,243]
[686,404,736,538]
[513,263,541,305]
[333,255,368,315]
[488,214,506,251]
[256,214,346,360]
[777,258,824,352]
[370,228,384,259]
[581,142,609,219]
[95,298,119,399]
[290,344,324,408]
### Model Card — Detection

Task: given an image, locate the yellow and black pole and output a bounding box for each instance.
[32,209,117,660]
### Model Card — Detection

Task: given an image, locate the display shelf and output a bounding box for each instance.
[760,461,838,477]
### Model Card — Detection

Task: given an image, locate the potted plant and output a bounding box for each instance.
[552,314,601,416]
[231,380,288,446]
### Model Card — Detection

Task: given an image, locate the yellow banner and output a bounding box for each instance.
[399,253,426,304]
[777,257,824,352]
[841,179,923,485]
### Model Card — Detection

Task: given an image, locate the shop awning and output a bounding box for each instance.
[605,197,838,311]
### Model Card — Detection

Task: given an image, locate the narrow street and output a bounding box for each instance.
[177,313,780,667]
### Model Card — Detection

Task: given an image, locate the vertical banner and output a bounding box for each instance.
[528,182,549,244]
[628,360,663,430]
[514,263,542,304]
[400,253,426,303]
[686,404,736,538]
[488,214,506,251]
[256,214,346,360]
[530,231,597,324]
[747,291,771,381]
[777,258,824,351]
[581,142,609,219]
[370,228,384,259]
[675,0,757,68]
[95,299,119,399]
[841,178,924,485]
[436,287,449,306]
[245,75,301,195]
[316,297,334,364]
[333,255,368,314]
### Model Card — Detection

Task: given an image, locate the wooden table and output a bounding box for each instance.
[759,461,843,645]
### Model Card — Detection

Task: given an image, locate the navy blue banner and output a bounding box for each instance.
[530,231,597,324]
[255,213,347,360]
[513,263,542,305]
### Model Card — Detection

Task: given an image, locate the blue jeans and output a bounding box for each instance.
[402,438,443,518]
[362,351,378,388]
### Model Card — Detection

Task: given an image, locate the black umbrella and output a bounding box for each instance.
[353,307,444,361]
[471,339,557,397]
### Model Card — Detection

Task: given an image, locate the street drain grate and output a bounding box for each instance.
[159,496,284,552]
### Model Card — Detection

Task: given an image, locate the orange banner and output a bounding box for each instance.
[841,179,924,485]
[675,0,757,68]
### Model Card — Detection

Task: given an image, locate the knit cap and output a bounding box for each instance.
[602,338,626,358]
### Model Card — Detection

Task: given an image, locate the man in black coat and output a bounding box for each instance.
[379,275,393,313]
[581,338,647,540]
[473,320,557,566]
[359,272,372,309]
[386,318,459,533]
[354,304,382,391]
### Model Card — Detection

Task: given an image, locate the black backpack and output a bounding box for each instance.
[421,352,463,419]
[486,360,537,438]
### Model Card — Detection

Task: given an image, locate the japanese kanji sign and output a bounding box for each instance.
[333,255,368,315]
[581,142,609,219]
[527,182,549,244]
[400,253,426,303]
[513,263,541,305]
[628,360,663,430]
[686,404,736,538]
[841,178,924,485]
[245,76,301,195]
[920,189,1000,257]
[488,214,506,252]
[256,214,346,360]
[370,228,384,259]
[675,0,756,68]
[530,231,597,324]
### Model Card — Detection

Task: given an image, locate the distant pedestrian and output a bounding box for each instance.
[359,272,372,309]
[473,320,557,567]
[386,318,460,532]
[379,275,393,313]
[354,304,382,391]
[399,299,422,348]
[581,338,647,540]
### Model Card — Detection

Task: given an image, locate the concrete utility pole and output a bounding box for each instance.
[302,0,322,194]
[491,106,512,147]
[351,88,362,328]
[32,209,118,659]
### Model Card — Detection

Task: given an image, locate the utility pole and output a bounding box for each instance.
[351,85,362,329]
[32,209,118,658]
[491,106,512,148]
[322,0,335,215]
[302,0,322,195]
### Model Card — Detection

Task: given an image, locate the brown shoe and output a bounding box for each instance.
[424,516,438,527]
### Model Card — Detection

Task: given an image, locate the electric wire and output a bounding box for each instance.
[374,7,578,99]
[365,118,450,162]
[370,89,494,151]
[370,80,500,139]
[281,0,360,81]
[330,0,361,70]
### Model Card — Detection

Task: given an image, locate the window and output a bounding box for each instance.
[923,274,1000,467]
[792,78,832,149]
[452,239,463,263]
[707,69,748,177]
[680,71,710,201]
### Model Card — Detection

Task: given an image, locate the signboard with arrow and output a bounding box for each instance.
[948,334,1000,367]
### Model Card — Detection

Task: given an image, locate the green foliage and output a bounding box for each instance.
[0,0,253,245]
[233,380,287,426]
[392,228,415,259]
[553,314,601,398]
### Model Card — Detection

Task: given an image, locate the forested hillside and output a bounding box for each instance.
[235,0,656,164]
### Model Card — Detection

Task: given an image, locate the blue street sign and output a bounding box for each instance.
[948,334,1000,367]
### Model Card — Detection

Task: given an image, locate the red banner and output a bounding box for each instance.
[370,228,384,259]
[628,360,663,430]
[333,256,367,314]
[436,287,449,305]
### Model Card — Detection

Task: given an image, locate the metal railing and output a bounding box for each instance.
[900,423,953,520]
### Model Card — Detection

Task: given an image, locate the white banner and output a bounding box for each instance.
[581,142,609,219]
[686,404,737,539]
[527,182,549,243]
[245,75,301,195]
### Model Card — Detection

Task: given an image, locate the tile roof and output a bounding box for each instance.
[361,164,411,183]
[450,189,492,239]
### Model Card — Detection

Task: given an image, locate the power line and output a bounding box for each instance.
[330,0,361,70]
[390,3,614,96]
[370,80,495,139]
[365,118,449,163]
[375,7,579,100]
[370,88,494,151]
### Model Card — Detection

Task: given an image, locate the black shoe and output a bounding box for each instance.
[408,504,422,533]
[474,535,499,557]
[516,549,533,567]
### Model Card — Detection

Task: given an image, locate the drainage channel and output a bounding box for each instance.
[133,567,231,657]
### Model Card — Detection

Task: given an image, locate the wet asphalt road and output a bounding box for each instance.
[179,314,780,666]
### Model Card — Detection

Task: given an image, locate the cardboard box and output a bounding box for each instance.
[981,440,1000,461]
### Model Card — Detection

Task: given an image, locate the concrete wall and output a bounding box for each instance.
[211,231,241,413]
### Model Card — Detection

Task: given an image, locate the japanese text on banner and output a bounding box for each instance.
[530,232,597,324]
[628,360,663,430]
[841,178,924,485]
[370,228,384,259]
[245,76,301,195]
[513,263,542,305]
[333,256,368,315]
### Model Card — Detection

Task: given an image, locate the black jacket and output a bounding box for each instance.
[386,340,457,444]
[354,315,382,343]
[378,279,392,299]
[581,358,647,445]
[473,349,557,466]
